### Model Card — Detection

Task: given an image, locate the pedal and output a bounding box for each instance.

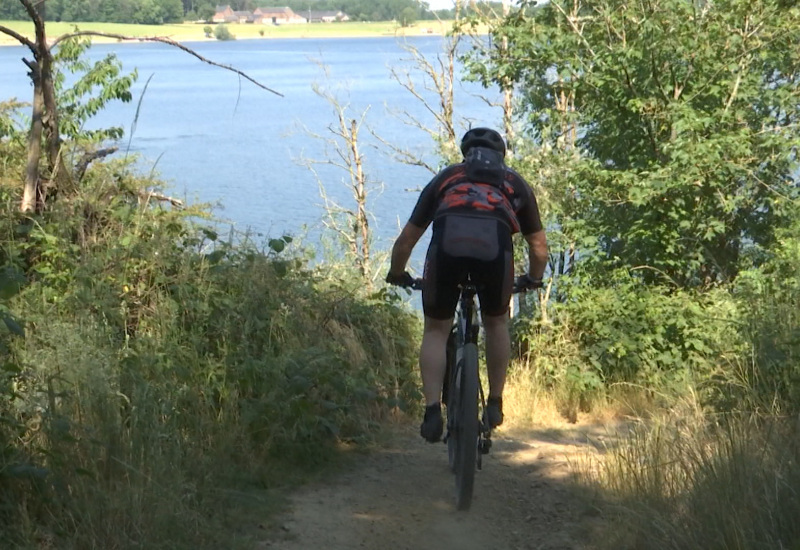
[479,438,492,454]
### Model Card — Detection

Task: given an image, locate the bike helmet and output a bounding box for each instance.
[460,127,506,158]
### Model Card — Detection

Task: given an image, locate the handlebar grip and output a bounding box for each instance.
[513,276,544,293]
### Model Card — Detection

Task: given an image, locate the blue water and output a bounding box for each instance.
[0,36,502,269]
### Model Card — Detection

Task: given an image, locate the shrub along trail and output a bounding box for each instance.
[259,421,609,550]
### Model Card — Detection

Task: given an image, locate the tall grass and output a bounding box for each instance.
[0,152,421,547]
[580,402,800,550]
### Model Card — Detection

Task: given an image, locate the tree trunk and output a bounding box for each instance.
[41,49,69,190]
[21,60,44,213]
[350,119,370,279]
[18,0,70,212]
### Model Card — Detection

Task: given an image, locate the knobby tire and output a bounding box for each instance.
[445,331,457,473]
[454,342,479,511]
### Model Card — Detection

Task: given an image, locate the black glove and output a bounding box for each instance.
[386,271,415,288]
[515,274,544,291]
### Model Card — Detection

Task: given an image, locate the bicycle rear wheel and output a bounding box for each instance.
[453,342,479,511]
[445,330,457,473]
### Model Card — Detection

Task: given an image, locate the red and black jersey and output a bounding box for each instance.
[408,163,543,235]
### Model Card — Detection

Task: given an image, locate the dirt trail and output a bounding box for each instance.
[260,421,612,550]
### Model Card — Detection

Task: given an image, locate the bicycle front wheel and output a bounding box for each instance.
[454,342,479,511]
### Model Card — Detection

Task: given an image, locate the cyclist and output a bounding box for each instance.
[386,127,548,443]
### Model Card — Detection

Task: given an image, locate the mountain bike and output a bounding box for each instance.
[408,276,529,511]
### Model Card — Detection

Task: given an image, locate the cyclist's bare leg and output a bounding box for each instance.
[420,315,454,405]
[482,312,511,399]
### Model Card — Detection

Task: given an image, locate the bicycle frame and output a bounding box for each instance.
[453,285,479,360]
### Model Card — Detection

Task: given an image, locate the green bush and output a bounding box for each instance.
[733,218,800,412]
[513,269,749,414]
[214,24,234,41]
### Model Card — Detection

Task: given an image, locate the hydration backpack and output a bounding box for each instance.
[464,146,507,187]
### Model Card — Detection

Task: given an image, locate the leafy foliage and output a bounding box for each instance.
[460,0,800,416]
[53,34,138,142]
[733,216,800,409]
[467,0,800,288]
[513,270,747,412]
[0,156,421,546]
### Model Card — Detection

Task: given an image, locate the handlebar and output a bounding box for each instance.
[397,277,541,294]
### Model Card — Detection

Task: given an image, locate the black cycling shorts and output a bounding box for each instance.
[422,214,514,320]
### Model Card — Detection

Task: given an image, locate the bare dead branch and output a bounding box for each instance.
[20,0,41,21]
[139,190,184,208]
[389,42,456,126]
[75,146,118,181]
[370,130,440,174]
[383,34,463,170]
[48,31,284,97]
[297,68,380,279]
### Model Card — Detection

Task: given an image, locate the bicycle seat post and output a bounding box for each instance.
[457,282,481,345]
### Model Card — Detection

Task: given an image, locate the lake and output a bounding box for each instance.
[0,36,502,269]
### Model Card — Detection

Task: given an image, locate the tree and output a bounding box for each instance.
[197,1,215,21]
[466,0,800,289]
[0,0,26,18]
[381,1,479,173]
[159,0,184,23]
[398,6,416,26]
[299,64,379,283]
[0,0,280,213]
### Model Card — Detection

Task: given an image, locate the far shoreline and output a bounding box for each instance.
[0,20,465,48]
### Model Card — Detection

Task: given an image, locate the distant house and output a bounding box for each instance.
[254,7,307,25]
[232,10,254,23]
[212,5,234,23]
[306,10,350,23]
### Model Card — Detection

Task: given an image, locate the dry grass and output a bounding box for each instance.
[573,399,800,550]
[500,361,653,429]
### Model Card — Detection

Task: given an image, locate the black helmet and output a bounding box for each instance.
[460,127,506,158]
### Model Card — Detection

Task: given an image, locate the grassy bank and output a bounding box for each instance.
[0,93,423,547]
[0,19,457,46]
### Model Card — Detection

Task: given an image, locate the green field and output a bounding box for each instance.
[0,19,456,46]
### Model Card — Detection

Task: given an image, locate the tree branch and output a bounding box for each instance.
[0,25,36,52]
[75,146,118,181]
[139,190,184,208]
[49,31,284,97]
[551,1,597,59]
